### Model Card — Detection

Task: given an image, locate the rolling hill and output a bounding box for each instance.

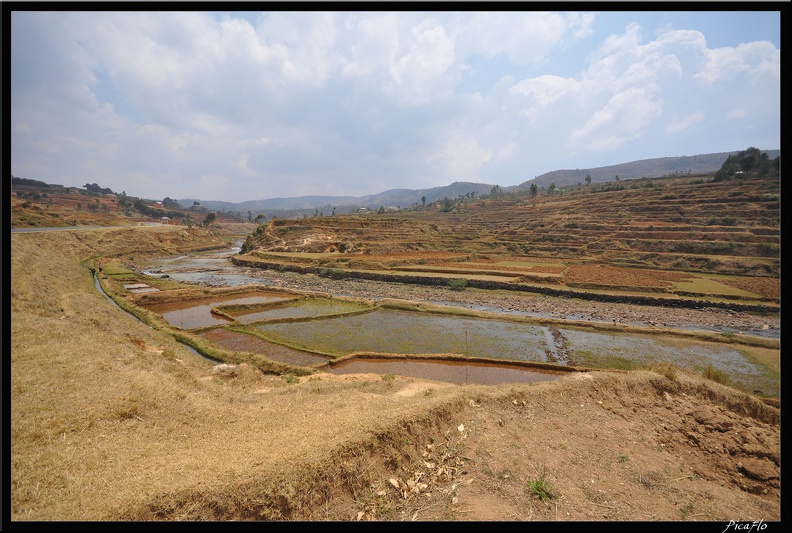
[517,150,780,190]
[179,149,779,214]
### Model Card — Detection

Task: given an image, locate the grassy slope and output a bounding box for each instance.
[10,227,470,519]
[10,226,780,521]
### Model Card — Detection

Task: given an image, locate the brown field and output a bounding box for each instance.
[563,264,691,288]
[10,173,780,522]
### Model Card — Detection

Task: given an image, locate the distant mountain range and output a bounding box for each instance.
[180,182,496,215]
[180,149,779,215]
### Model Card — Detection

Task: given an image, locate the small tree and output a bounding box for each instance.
[585,175,592,185]
[530,183,538,199]
[548,183,556,193]
[422,195,426,207]
[203,212,217,227]
[162,197,181,209]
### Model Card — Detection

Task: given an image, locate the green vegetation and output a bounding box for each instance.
[714,147,779,182]
[528,474,556,502]
[203,212,217,227]
[449,278,468,290]
[701,363,731,385]
[319,268,347,280]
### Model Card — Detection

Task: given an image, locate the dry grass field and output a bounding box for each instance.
[9,174,781,520]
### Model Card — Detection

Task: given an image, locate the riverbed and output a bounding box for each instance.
[138,246,780,340]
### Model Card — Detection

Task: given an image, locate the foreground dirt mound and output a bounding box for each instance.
[128,370,779,521]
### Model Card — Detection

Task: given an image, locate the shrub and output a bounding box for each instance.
[701,363,730,385]
[449,278,468,291]
[319,268,347,280]
[528,474,555,502]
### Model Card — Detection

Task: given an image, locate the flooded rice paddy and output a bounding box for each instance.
[144,294,291,329]
[327,358,563,385]
[198,328,329,367]
[229,298,372,324]
[560,329,778,395]
[256,308,546,360]
[123,247,779,393]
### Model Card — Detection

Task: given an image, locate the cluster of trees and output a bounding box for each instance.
[714,147,779,181]
[130,198,184,220]
[162,197,183,209]
[84,183,115,195]
[16,190,47,200]
[12,176,52,188]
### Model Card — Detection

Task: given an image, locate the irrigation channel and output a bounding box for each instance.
[93,244,779,394]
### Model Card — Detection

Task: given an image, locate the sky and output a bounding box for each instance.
[9,9,781,203]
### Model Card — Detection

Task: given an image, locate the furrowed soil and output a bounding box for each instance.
[9,224,780,523]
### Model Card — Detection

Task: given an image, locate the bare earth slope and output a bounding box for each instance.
[9,226,780,523]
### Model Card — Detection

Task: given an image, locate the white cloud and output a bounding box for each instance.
[695,41,780,85]
[10,11,780,202]
[569,87,663,151]
[455,12,595,65]
[509,75,579,106]
[664,111,704,135]
[430,132,493,180]
[387,19,456,106]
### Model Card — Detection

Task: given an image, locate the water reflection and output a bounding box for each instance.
[198,328,329,367]
[256,308,547,360]
[118,246,779,392]
[144,295,290,329]
[328,358,564,385]
[231,298,371,324]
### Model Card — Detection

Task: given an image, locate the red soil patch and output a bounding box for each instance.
[564,264,691,288]
[716,277,780,300]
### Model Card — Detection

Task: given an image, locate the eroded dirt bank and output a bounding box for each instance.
[126,370,780,522]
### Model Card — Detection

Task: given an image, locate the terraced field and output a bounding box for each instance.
[236,174,779,306]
